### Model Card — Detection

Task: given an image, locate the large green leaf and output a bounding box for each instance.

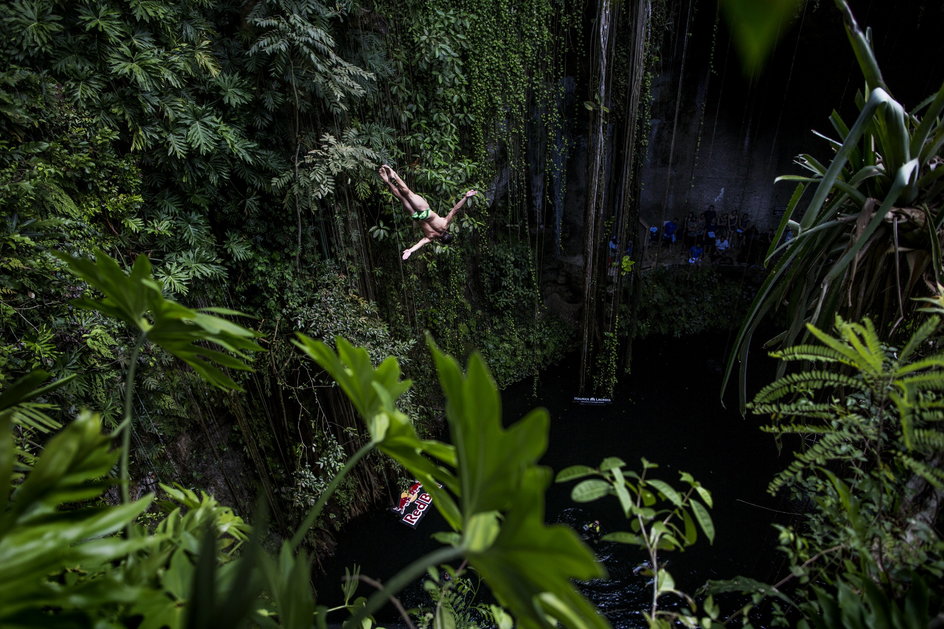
[431,340,549,519]
[2,410,128,531]
[720,0,803,74]
[469,468,608,629]
[0,411,156,622]
[296,334,462,528]
[308,336,608,628]
[57,251,264,392]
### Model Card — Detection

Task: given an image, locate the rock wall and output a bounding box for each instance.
[637,0,943,233]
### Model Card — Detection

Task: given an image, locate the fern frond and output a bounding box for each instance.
[772,344,856,364]
[768,459,809,495]
[806,319,875,371]
[897,371,944,394]
[897,452,944,488]
[897,316,940,363]
[768,430,868,494]
[752,370,865,404]
[861,318,885,363]
[759,422,835,434]
[910,429,944,452]
[911,398,944,423]
[894,354,944,377]
[836,319,884,375]
[752,399,837,419]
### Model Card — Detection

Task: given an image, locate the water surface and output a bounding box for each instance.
[315,333,788,626]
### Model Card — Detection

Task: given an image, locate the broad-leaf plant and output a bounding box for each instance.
[725,0,944,410]
[3,251,610,628]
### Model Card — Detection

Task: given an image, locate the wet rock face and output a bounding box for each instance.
[637,0,944,233]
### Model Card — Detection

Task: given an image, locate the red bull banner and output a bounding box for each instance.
[392,481,434,528]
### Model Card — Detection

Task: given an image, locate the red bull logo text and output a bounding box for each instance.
[392,481,434,528]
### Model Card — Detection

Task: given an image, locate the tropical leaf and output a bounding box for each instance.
[0,410,156,623]
[719,0,803,74]
[303,335,608,628]
[57,251,264,392]
[724,2,944,409]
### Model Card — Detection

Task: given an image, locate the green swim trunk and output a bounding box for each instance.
[410,209,432,221]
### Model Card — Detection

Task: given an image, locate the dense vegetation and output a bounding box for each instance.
[0,0,576,538]
[2,0,943,627]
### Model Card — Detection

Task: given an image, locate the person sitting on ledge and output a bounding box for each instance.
[378,164,477,260]
[688,243,704,264]
[662,219,678,245]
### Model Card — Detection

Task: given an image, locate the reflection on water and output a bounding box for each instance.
[558,507,651,628]
[314,334,787,626]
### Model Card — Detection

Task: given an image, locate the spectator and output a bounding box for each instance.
[649,225,660,243]
[703,204,717,235]
[688,243,704,264]
[684,211,702,248]
[662,219,678,244]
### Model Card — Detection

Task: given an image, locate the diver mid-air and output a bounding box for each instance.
[378,164,477,260]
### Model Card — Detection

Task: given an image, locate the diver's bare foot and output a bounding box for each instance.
[386,166,407,190]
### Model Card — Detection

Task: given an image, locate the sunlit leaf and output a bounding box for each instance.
[555,465,595,483]
[690,500,714,544]
[720,0,803,74]
[571,479,611,503]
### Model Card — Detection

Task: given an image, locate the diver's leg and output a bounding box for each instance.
[385,166,429,213]
[380,166,416,215]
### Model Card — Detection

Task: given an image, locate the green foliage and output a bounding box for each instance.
[0,370,72,478]
[720,0,803,74]
[713,314,944,625]
[797,571,934,629]
[635,265,753,338]
[556,458,717,627]
[753,315,944,496]
[157,483,250,555]
[0,410,155,625]
[301,127,383,202]
[416,568,511,629]
[725,0,944,409]
[0,395,272,629]
[0,370,64,437]
[60,251,263,391]
[0,273,349,628]
[56,250,265,511]
[286,264,415,366]
[6,280,606,626]
[298,334,609,629]
[0,0,575,534]
[247,0,372,114]
[406,239,571,389]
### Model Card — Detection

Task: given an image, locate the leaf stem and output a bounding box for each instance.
[290,440,374,551]
[120,333,146,506]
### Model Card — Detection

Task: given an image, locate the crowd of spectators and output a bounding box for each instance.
[645,204,769,267]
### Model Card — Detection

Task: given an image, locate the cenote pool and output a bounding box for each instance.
[314,333,790,627]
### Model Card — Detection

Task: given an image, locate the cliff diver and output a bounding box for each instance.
[378,164,477,260]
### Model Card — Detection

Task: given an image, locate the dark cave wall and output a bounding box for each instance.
[637,0,944,233]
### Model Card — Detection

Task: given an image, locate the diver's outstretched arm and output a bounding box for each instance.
[402,236,433,260]
[442,190,478,226]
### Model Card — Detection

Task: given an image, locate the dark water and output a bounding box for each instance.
[314,333,789,627]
